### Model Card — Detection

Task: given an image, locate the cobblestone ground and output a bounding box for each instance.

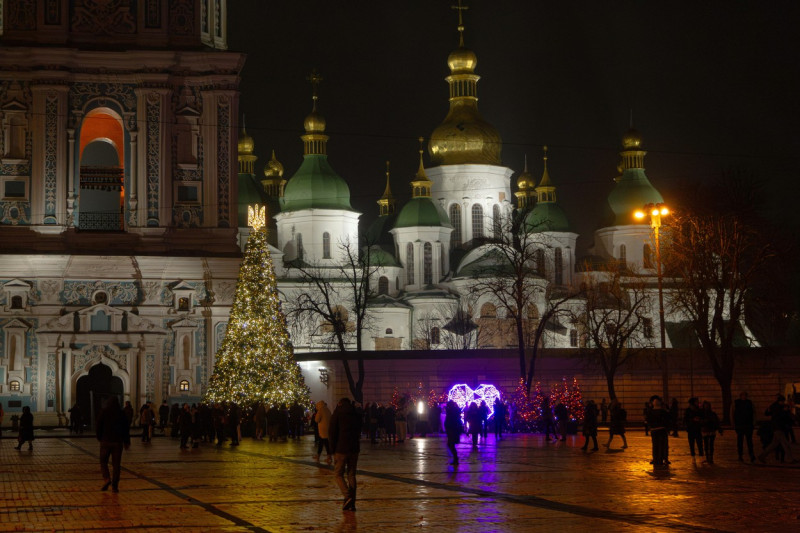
[0,428,798,532]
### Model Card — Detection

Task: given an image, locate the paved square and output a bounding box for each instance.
[0,429,797,532]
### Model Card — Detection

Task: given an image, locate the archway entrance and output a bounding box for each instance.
[75,363,124,429]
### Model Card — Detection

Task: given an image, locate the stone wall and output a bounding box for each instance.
[298,348,800,423]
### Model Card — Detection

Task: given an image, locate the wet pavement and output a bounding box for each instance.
[0,428,798,532]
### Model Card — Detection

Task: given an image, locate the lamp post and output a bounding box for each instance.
[634,203,669,402]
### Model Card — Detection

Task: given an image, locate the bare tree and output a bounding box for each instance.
[571,262,654,401]
[468,215,576,394]
[664,172,775,422]
[285,238,380,403]
[414,300,480,351]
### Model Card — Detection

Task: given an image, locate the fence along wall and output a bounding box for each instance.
[297,348,800,424]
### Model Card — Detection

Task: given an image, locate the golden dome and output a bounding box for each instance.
[516,156,534,190]
[264,150,284,178]
[238,126,255,155]
[304,110,326,133]
[622,128,642,150]
[448,46,477,74]
[429,103,502,165]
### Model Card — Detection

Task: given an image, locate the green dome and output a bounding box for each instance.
[237,173,267,227]
[394,197,452,229]
[365,213,398,248]
[281,154,353,212]
[363,244,401,268]
[607,168,663,225]
[524,202,571,232]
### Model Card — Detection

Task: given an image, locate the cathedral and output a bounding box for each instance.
[0,2,755,424]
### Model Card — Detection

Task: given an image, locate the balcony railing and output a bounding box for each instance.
[78,211,124,231]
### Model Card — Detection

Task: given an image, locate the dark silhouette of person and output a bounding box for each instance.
[581,400,599,451]
[444,400,462,465]
[96,396,130,492]
[329,397,362,511]
[733,391,756,462]
[684,397,704,457]
[15,406,34,451]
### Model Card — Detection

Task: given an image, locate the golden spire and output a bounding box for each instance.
[302,70,329,155]
[452,0,469,47]
[536,145,556,204]
[620,113,646,170]
[515,154,536,209]
[377,161,396,216]
[411,138,432,198]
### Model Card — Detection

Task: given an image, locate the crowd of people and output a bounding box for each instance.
[4,388,797,504]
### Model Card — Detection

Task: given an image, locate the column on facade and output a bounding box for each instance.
[134,87,172,228]
[201,89,239,228]
[433,241,443,283]
[463,199,472,243]
[128,130,138,227]
[30,84,69,227]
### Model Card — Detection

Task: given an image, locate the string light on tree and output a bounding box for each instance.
[204,203,310,408]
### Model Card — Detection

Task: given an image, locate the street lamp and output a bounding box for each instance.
[634,203,669,402]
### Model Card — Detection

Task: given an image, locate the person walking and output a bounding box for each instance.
[684,397,704,458]
[580,400,599,451]
[647,397,670,467]
[554,401,569,441]
[493,398,505,440]
[605,400,628,449]
[96,397,131,492]
[179,403,193,449]
[700,401,722,464]
[758,394,797,464]
[329,398,362,512]
[669,398,680,437]
[444,400,462,465]
[541,398,557,441]
[395,400,408,443]
[479,400,490,440]
[466,402,481,447]
[313,400,332,464]
[158,400,170,434]
[733,392,756,462]
[15,406,34,450]
[254,402,267,441]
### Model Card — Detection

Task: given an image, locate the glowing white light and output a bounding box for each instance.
[447,383,502,419]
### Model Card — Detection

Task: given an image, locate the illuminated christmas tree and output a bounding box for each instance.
[566,377,585,422]
[205,205,310,407]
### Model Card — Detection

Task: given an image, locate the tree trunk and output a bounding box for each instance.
[716,368,733,426]
[525,345,538,396]
[516,319,526,385]
[606,373,617,402]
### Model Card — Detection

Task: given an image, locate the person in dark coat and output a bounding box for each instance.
[733,391,756,462]
[466,402,481,447]
[96,396,131,492]
[581,400,599,451]
[684,397,704,457]
[493,398,505,440]
[605,400,628,449]
[15,406,34,451]
[383,404,396,444]
[329,398,362,511]
[541,398,557,441]
[444,400,462,465]
[701,401,722,464]
[647,397,671,467]
[179,403,193,449]
[669,398,680,437]
[158,400,170,434]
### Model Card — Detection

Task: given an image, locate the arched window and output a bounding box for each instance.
[406,243,414,285]
[296,233,304,261]
[10,380,21,391]
[472,204,484,239]
[643,244,653,268]
[480,302,497,318]
[179,380,190,392]
[570,329,579,347]
[554,247,563,285]
[423,242,433,285]
[322,232,331,259]
[378,276,389,295]
[450,204,462,248]
[385,328,393,335]
[10,295,23,309]
[431,326,441,345]
[493,204,501,239]
[619,244,627,265]
[535,248,545,276]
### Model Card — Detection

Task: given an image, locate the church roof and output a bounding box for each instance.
[394,197,452,229]
[524,202,571,232]
[281,154,353,212]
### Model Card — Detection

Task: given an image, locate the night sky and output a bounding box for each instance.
[229,1,800,253]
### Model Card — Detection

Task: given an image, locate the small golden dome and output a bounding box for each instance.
[448,46,477,74]
[622,128,642,150]
[238,127,255,155]
[304,110,326,133]
[517,156,534,190]
[264,150,284,178]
